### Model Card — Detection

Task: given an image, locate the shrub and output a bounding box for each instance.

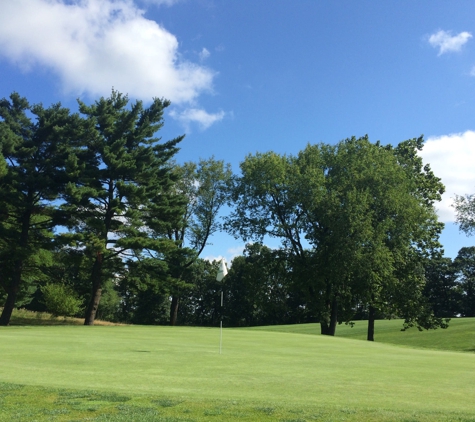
[40,283,83,317]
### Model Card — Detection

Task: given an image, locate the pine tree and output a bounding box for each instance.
[0,93,74,325]
[61,90,184,325]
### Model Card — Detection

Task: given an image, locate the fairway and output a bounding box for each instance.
[1,324,475,421]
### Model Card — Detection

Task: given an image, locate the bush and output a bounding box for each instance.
[40,283,83,317]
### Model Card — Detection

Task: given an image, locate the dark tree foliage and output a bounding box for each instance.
[177,259,222,327]
[177,247,310,328]
[61,90,184,325]
[116,257,176,325]
[453,247,475,317]
[0,93,76,325]
[423,257,461,318]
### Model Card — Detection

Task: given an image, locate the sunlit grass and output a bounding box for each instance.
[1,312,475,420]
[1,324,475,421]
[248,317,475,353]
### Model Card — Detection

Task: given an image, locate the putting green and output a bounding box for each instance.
[0,325,474,414]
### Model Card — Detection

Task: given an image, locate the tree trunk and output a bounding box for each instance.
[320,320,330,335]
[84,254,103,326]
[320,296,338,336]
[329,296,338,336]
[0,287,19,326]
[170,295,179,326]
[0,208,31,326]
[367,305,375,341]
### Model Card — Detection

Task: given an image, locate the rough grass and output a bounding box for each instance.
[5,308,126,326]
[2,382,474,421]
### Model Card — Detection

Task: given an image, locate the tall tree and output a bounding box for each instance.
[162,157,232,325]
[227,136,447,339]
[453,247,475,317]
[62,90,184,325]
[0,93,74,325]
[454,190,475,236]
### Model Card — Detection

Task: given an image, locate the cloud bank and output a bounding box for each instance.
[420,131,475,222]
[0,0,215,109]
[428,30,472,55]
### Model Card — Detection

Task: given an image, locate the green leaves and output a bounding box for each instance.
[226,135,446,335]
[454,192,475,236]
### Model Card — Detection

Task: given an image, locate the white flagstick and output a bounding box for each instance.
[216,259,228,354]
[220,291,223,355]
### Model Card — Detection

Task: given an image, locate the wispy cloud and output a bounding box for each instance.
[169,108,226,130]
[419,131,475,222]
[139,0,180,6]
[199,48,211,61]
[0,0,215,103]
[428,30,472,55]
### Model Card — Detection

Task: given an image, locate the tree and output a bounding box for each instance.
[61,90,184,325]
[176,258,222,326]
[453,247,475,317]
[227,136,447,339]
[0,93,75,325]
[158,157,232,325]
[423,256,461,318]
[454,192,475,236]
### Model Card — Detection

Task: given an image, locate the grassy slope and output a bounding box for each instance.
[247,317,475,353]
[1,325,475,418]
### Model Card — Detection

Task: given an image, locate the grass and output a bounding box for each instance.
[248,317,475,353]
[1,321,475,421]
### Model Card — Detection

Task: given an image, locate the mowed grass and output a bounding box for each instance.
[1,323,475,421]
[248,317,475,353]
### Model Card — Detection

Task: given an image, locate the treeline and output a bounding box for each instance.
[0,91,474,340]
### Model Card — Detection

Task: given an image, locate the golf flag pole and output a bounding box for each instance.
[216,259,228,354]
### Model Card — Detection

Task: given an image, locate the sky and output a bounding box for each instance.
[1,0,475,263]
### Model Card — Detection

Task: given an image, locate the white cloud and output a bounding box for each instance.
[419,131,475,222]
[0,0,215,103]
[199,47,210,61]
[204,245,245,266]
[139,0,180,6]
[428,30,472,55]
[169,107,226,130]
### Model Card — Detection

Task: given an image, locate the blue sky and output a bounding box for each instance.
[1,0,475,263]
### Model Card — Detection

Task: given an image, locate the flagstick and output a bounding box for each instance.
[219,290,223,354]
[216,259,227,355]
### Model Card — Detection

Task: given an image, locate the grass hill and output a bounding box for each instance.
[248,317,475,353]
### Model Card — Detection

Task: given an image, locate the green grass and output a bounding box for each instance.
[1,323,475,421]
[248,317,475,353]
